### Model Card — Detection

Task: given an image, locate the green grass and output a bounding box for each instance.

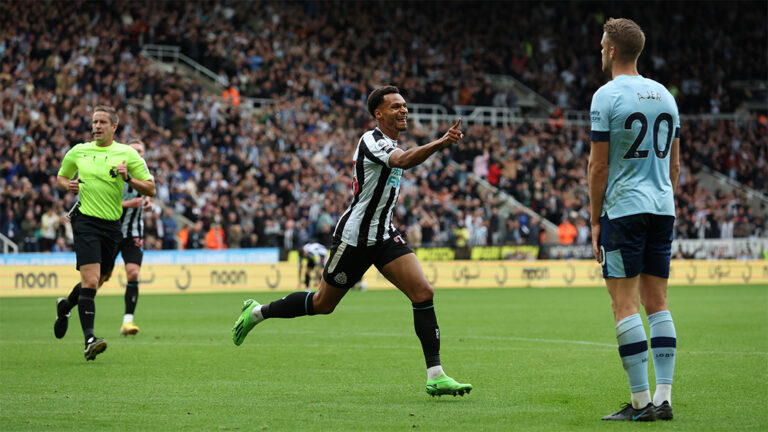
[1,285,766,431]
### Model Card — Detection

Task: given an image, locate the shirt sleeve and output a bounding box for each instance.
[363,138,398,167]
[127,149,152,181]
[590,87,612,142]
[57,146,78,178]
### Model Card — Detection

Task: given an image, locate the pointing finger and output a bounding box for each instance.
[454,117,462,129]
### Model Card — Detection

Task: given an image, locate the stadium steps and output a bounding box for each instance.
[484,73,556,117]
[448,161,560,244]
[140,44,227,95]
[698,167,768,218]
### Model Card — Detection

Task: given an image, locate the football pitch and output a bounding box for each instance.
[1,285,766,431]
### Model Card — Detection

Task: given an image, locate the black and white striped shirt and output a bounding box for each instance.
[334,127,404,247]
[120,184,144,238]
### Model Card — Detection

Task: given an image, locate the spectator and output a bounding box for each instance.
[160,207,178,250]
[39,207,60,251]
[557,212,578,246]
[185,221,205,250]
[20,209,39,252]
[205,222,226,250]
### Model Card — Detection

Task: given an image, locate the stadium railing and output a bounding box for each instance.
[140,44,229,89]
[0,233,19,254]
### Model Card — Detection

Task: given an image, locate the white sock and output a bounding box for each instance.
[250,304,265,323]
[631,390,652,409]
[427,365,444,381]
[653,384,672,406]
[123,314,134,325]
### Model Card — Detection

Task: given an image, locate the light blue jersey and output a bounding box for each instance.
[590,75,680,219]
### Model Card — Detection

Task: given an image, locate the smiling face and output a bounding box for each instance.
[91,111,117,145]
[376,93,408,134]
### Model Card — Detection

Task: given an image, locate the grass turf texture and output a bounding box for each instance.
[1,285,766,431]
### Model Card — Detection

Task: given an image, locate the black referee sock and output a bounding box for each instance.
[261,292,316,319]
[64,283,81,313]
[413,300,441,368]
[78,288,97,343]
[304,273,311,289]
[125,281,139,315]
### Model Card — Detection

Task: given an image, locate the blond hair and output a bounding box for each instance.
[603,18,645,63]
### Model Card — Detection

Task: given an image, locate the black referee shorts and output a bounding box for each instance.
[322,235,412,289]
[72,212,122,276]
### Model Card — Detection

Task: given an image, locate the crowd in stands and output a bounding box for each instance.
[1,1,766,256]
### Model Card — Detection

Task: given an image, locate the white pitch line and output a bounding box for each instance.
[1,329,766,356]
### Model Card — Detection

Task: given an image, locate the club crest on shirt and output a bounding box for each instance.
[376,139,395,152]
[109,166,118,178]
[334,272,348,285]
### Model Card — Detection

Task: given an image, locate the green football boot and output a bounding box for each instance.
[232,299,261,346]
[426,374,473,397]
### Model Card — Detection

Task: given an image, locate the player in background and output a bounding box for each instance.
[233,86,472,397]
[117,139,153,336]
[589,18,680,421]
[53,105,155,360]
[299,242,328,291]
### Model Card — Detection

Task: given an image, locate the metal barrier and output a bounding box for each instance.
[140,44,229,88]
[0,232,18,254]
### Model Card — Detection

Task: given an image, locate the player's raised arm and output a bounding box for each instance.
[388,118,463,170]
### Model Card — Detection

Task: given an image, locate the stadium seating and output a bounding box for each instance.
[0,1,765,252]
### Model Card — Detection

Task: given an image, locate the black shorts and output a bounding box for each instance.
[322,235,413,289]
[119,236,144,266]
[306,256,317,270]
[72,212,122,276]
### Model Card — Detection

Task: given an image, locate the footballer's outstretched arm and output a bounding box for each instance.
[388,118,464,170]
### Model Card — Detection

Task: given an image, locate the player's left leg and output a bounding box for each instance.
[233,277,348,346]
[233,240,361,346]
[378,250,472,397]
[603,276,653,419]
[600,214,654,420]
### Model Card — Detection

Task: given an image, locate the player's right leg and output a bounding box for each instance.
[640,215,676,420]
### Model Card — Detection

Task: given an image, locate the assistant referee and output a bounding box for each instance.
[53,105,155,361]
